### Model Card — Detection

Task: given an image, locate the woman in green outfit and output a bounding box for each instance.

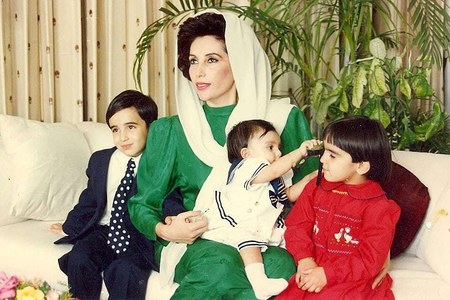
[128,9,317,299]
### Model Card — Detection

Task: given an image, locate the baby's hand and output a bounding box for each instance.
[299,139,322,158]
[49,223,63,235]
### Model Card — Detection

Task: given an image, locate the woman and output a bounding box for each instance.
[129,9,317,299]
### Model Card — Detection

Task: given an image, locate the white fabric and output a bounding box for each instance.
[161,9,294,288]
[100,150,142,225]
[75,121,114,152]
[418,181,450,284]
[0,114,91,220]
[0,138,25,226]
[0,220,73,292]
[202,157,285,250]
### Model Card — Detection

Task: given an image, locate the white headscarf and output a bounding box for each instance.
[176,9,287,168]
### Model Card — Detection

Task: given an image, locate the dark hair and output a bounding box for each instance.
[322,116,392,182]
[177,13,226,80]
[106,90,158,128]
[227,119,277,162]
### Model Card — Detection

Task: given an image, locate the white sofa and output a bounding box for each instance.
[1,114,450,299]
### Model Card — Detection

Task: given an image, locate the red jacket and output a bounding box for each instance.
[278,178,400,299]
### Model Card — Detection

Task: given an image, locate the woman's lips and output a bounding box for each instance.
[195,82,210,90]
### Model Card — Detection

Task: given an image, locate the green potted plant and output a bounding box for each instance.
[312,38,449,153]
[133,0,450,153]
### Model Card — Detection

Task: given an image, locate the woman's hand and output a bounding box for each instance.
[372,251,391,289]
[156,211,208,244]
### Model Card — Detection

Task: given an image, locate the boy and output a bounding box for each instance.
[51,90,157,299]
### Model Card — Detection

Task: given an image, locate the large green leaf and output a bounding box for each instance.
[369,65,388,96]
[352,67,367,108]
[414,103,445,141]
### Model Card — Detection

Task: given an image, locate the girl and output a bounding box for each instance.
[277,116,400,299]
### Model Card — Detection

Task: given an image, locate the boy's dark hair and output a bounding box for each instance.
[177,12,226,80]
[106,90,158,128]
[323,115,392,182]
[227,119,277,163]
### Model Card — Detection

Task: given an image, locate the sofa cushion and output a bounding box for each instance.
[75,121,113,152]
[419,181,450,284]
[0,115,91,220]
[0,220,72,291]
[381,162,430,258]
[0,138,26,226]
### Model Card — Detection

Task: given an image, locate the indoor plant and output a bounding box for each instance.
[133,0,450,153]
[313,38,449,153]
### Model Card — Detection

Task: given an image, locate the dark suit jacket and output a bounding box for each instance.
[54,147,158,271]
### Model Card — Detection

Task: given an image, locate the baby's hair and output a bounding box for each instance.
[177,12,226,80]
[323,116,392,182]
[106,90,158,128]
[227,119,277,163]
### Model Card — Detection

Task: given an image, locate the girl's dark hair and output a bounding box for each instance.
[177,13,226,80]
[227,119,277,163]
[106,90,158,128]
[323,116,392,182]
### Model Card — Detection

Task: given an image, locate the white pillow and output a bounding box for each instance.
[75,121,114,152]
[0,138,26,226]
[0,114,91,220]
[420,181,450,284]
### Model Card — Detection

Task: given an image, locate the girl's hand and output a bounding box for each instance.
[156,211,208,244]
[298,266,327,293]
[49,223,63,235]
[295,257,318,285]
[372,251,391,289]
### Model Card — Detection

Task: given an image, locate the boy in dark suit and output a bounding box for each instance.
[51,90,158,299]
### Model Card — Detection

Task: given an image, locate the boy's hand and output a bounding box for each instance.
[49,223,63,235]
[157,211,208,244]
[298,266,327,293]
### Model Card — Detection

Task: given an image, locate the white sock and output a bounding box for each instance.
[245,263,288,300]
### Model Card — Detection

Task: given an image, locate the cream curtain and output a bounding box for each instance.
[0,0,447,124]
[0,0,168,123]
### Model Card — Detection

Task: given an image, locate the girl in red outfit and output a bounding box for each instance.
[277,116,400,300]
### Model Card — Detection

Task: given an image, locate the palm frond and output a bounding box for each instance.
[408,0,450,66]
